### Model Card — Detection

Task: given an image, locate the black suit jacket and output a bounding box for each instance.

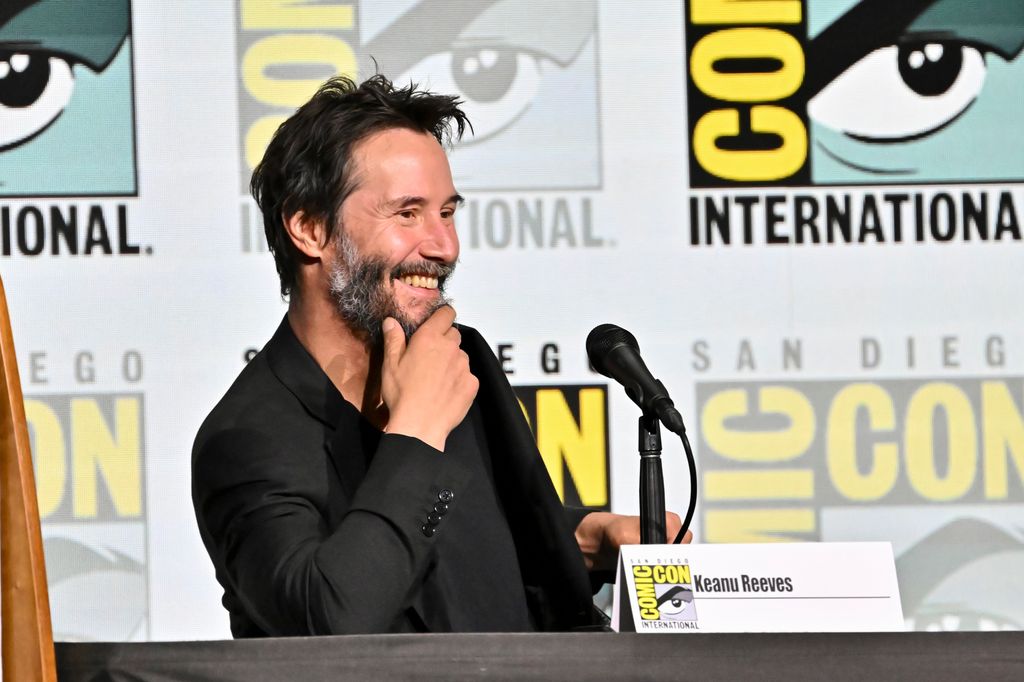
[192,317,598,636]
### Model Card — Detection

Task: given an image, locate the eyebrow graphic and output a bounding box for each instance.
[805,0,940,97]
[656,586,693,607]
[807,0,1024,98]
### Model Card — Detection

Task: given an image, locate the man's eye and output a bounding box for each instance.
[394,47,546,145]
[0,50,76,151]
[808,41,987,142]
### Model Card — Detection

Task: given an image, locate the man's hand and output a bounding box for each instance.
[575,511,692,572]
[381,306,479,451]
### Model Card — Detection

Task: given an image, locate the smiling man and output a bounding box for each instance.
[192,75,683,637]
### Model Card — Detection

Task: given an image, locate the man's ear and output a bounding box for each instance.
[283,211,329,258]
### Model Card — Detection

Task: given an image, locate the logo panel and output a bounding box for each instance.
[697,377,1024,629]
[0,0,137,197]
[684,0,1024,188]
[236,1,603,252]
[28,391,149,640]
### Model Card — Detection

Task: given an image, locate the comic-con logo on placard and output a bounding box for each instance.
[235,1,599,194]
[634,563,699,627]
[684,0,1024,187]
[0,0,137,197]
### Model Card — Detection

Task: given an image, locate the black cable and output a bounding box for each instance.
[672,429,697,544]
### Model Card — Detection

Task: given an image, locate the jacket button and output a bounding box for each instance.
[438,489,454,503]
[433,502,448,516]
[421,524,436,538]
[427,513,442,525]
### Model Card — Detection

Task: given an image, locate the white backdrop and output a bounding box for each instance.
[2,0,1023,640]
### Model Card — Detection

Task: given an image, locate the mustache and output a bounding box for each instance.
[389,260,456,282]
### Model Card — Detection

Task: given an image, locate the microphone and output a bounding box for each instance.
[586,324,685,435]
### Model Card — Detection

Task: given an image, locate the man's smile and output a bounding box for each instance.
[396,274,439,290]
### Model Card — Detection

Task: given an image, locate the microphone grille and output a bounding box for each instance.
[586,324,639,374]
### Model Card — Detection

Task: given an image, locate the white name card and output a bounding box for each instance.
[612,542,903,633]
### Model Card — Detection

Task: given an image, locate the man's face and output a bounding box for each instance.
[327,127,461,343]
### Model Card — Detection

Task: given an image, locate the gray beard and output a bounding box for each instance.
[327,231,455,347]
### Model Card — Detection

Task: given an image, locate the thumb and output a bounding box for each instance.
[381,317,406,367]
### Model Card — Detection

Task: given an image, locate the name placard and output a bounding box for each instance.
[612,542,903,633]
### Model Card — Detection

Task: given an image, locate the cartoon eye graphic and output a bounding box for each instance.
[659,598,690,616]
[808,41,986,143]
[395,46,544,145]
[0,50,75,151]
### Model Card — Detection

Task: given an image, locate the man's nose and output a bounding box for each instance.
[421,214,459,263]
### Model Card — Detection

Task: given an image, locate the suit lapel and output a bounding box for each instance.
[265,316,368,500]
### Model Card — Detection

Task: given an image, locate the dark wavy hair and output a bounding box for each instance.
[250,74,471,297]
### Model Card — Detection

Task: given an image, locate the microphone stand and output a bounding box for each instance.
[639,412,667,544]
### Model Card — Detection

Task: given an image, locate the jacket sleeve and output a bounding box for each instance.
[193,428,471,636]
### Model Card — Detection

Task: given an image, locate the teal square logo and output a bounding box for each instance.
[0,0,137,198]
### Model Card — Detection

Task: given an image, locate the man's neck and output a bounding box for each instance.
[286,293,386,425]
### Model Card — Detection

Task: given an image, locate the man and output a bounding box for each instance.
[193,75,685,637]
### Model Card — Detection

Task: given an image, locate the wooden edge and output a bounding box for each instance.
[0,274,57,682]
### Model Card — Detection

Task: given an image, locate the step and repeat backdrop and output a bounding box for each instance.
[2,0,1023,640]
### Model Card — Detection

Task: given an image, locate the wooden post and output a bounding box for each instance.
[0,275,56,682]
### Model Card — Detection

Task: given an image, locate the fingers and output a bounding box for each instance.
[381,317,407,367]
[418,305,456,335]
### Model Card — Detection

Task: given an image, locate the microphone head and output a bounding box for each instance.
[586,324,640,376]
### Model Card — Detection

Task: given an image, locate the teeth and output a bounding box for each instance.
[400,275,438,290]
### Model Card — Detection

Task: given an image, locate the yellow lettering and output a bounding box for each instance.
[25,399,65,518]
[71,398,141,518]
[693,106,807,181]
[241,0,354,30]
[691,0,801,24]
[242,34,356,107]
[701,386,814,461]
[904,383,977,501]
[704,508,815,543]
[827,383,898,501]
[536,388,607,506]
[981,381,1024,499]
[704,469,813,499]
[691,28,804,102]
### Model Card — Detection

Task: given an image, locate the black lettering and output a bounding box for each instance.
[858,195,883,242]
[735,195,759,245]
[962,192,988,241]
[930,193,956,242]
[117,205,140,254]
[51,205,78,255]
[883,193,909,242]
[826,194,852,243]
[794,195,819,244]
[85,206,113,255]
[497,343,514,375]
[995,192,1021,240]
[18,206,45,255]
[765,195,787,244]
[540,343,559,374]
[705,196,730,245]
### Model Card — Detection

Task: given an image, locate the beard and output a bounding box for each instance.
[327,230,455,347]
